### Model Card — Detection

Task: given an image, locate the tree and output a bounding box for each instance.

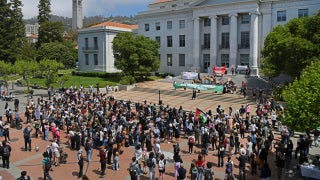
[0,60,13,92]
[113,32,160,80]
[9,0,27,60]
[37,0,64,47]
[14,59,39,90]
[37,41,77,68]
[0,0,26,63]
[261,11,320,78]
[39,59,64,88]
[282,59,320,131]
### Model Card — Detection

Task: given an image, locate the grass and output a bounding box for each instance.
[27,75,120,89]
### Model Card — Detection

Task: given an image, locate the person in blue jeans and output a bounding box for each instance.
[113,152,119,170]
[148,152,156,180]
[42,152,53,180]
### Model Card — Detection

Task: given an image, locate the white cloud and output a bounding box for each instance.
[21,0,155,19]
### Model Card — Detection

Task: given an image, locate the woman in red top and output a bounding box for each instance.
[195,155,205,179]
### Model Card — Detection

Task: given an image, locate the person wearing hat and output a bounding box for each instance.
[16,171,30,180]
[77,149,85,178]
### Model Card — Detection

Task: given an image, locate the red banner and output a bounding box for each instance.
[213,66,226,76]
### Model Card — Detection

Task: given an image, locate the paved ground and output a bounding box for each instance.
[0,74,317,180]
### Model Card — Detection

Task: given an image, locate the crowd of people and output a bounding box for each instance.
[0,84,319,180]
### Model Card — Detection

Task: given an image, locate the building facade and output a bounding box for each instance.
[137,0,320,75]
[72,0,83,30]
[77,22,137,72]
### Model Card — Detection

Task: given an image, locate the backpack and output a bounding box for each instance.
[6,110,9,116]
[191,168,198,179]
[147,158,155,168]
[226,161,233,174]
[189,137,194,144]
[3,146,10,156]
[129,162,137,176]
[204,169,214,180]
[158,159,166,170]
[44,158,52,172]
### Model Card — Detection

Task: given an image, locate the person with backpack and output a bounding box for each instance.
[23,125,32,151]
[158,154,166,180]
[16,171,31,180]
[238,150,247,179]
[177,164,187,180]
[42,152,53,180]
[0,140,11,169]
[195,155,205,180]
[218,143,225,167]
[225,155,234,179]
[188,134,195,154]
[189,163,198,180]
[147,152,156,180]
[2,122,10,142]
[204,162,214,180]
[129,157,139,180]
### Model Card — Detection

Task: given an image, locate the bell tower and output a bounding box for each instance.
[72,0,83,30]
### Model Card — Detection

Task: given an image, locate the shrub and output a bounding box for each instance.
[119,76,135,85]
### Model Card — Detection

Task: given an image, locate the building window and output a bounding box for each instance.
[221,54,229,67]
[203,33,210,49]
[167,36,172,47]
[240,31,250,49]
[241,14,250,24]
[167,54,172,66]
[85,54,89,65]
[204,18,211,27]
[172,4,177,8]
[222,16,229,25]
[85,38,88,49]
[240,54,249,66]
[277,11,286,22]
[160,6,165,9]
[179,35,185,47]
[145,24,149,31]
[221,32,230,49]
[155,22,161,30]
[179,54,185,66]
[179,20,185,29]
[203,54,210,69]
[298,9,308,18]
[167,21,172,30]
[155,36,161,46]
[158,54,161,61]
[94,37,98,49]
[94,54,98,65]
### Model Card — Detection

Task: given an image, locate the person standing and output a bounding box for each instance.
[77,149,84,178]
[177,164,187,180]
[158,154,166,180]
[129,157,139,180]
[2,123,10,142]
[84,138,93,162]
[188,134,195,154]
[51,139,60,166]
[16,171,31,180]
[147,152,157,180]
[260,162,271,180]
[192,89,197,100]
[99,146,107,178]
[42,152,53,180]
[23,125,32,151]
[0,140,11,169]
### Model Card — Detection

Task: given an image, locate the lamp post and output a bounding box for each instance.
[158,90,162,105]
[76,62,80,86]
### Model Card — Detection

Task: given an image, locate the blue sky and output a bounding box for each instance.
[21,0,155,19]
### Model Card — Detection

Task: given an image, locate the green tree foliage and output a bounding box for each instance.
[0,60,13,91]
[37,41,77,68]
[113,32,160,82]
[39,59,64,88]
[261,11,320,78]
[0,0,26,63]
[37,0,51,24]
[282,59,320,131]
[37,21,64,47]
[14,59,39,90]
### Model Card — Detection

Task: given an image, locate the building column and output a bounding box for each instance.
[193,17,200,71]
[250,11,259,75]
[209,15,218,73]
[229,13,238,69]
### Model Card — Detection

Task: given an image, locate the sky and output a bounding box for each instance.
[21,0,155,19]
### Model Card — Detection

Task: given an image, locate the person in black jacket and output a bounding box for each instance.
[0,140,12,169]
[177,164,186,180]
[260,162,271,179]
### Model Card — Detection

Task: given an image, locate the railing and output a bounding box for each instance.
[82,46,99,51]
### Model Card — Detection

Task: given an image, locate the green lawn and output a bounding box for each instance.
[28,75,120,89]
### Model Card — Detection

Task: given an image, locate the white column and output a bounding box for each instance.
[210,15,218,71]
[250,11,259,74]
[229,13,238,69]
[193,17,200,71]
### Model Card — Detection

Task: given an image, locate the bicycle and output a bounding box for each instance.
[10,117,23,130]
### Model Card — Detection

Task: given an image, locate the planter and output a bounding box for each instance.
[118,85,135,91]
